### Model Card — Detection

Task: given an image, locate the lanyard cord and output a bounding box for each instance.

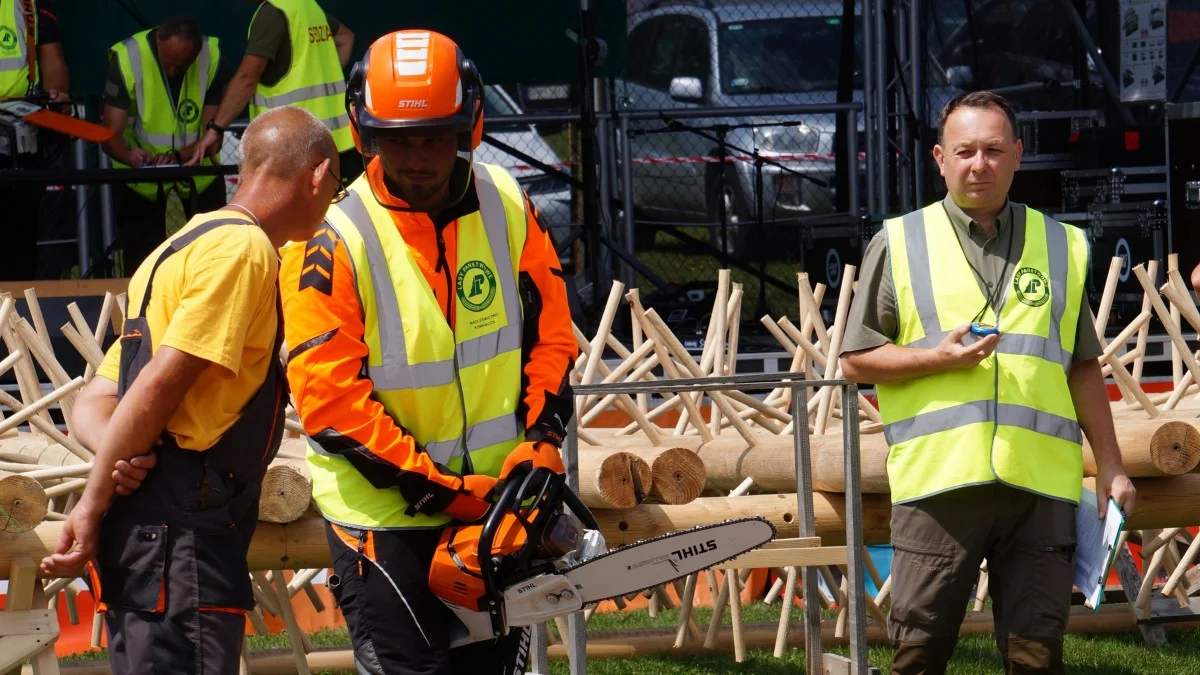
[941,203,1016,325]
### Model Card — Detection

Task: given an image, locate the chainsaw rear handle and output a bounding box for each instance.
[476,468,598,635]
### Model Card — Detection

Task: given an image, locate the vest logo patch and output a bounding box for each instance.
[0,27,17,52]
[177,98,200,124]
[1013,267,1050,308]
[456,260,497,313]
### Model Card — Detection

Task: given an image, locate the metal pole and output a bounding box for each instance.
[862,0,878,216]
[909,0,925,205]
[619,115,637,289]
[530,624,550,674]
[842,385,868,672]
[1054,0,1136,126]
[791,385,822,674]
[896,1,913,214]
[98,152,115,260]
[873,0,889,215]
[594,77,615,292]
[846,109,860,217]
[565,403,587,674]
[74,138,90,277]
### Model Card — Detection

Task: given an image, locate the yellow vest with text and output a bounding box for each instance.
[248,0,352,152]
[0,0,36,97]
[876,203,1089,505]
[110,30,220,200]
[306,162,528,529]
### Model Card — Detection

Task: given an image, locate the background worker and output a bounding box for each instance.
[839,91,1136,675]
[187,0,359,179]
[40,106,340,674]
[101,16,232,272]
[0,0,69,280]
[281,30,576,674]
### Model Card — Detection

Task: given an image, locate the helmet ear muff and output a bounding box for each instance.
[346,58,367,154]
[460,58,484,150]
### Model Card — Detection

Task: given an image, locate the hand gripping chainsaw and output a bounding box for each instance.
[429,467,775,647]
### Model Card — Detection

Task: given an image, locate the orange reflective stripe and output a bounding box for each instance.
[85,561,108,614]
[363,530,377,564]
[330,522,360,551]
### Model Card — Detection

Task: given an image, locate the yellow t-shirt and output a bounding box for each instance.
[97,210,280,451]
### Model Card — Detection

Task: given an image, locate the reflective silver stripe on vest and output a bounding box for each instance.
[251,80,346,108]
[322,113,351,132]
[996,403,1081,444]
[0,1,27,71]
[334,165,522,390]
[899,208,1073,367]
[184,40,213,147]
[883,400,990,446]
[423,413,523,465]
[332,190,456,391]
[883,400,1080,446]
[898,209,942,346]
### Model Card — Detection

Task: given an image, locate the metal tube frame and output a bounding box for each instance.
[567,372,869,673]
[862,0,879,216]
[873,0,889,216]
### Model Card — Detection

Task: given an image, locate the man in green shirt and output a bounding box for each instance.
[101,16,232,272]
[840,91,1135,675]
[187,0,360,180]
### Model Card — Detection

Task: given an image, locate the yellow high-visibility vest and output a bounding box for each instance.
[110,30,221,199]
[247,0,352,152]
[303,162,528,529]
[876,203,1089,505]
[0,0,36,97]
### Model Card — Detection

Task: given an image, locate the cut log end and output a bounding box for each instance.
[258,464,313,524]
[648,447,707,505]
[593,452,652,509]
[1150,421,1200,476]
[0,470,49,533]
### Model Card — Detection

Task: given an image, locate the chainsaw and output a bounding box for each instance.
[429,467,775,647]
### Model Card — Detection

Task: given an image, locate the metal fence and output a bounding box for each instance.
[0,0,1150,337]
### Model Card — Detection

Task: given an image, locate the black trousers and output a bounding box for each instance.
[116,180,227,274]
[325,522,530,675]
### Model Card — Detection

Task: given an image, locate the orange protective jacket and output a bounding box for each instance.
[280,159,578,500]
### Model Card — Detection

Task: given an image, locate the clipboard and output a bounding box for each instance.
[1073,489,1125,611]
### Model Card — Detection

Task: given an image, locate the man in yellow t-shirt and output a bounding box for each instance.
[41,106,341,675]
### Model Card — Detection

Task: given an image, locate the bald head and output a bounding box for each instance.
[240,106,338,179]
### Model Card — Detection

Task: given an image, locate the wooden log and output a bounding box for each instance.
[0,469,48,533]
[592,492,893,547]
[594,415,1200,491]
[259,456,313,525]
[637,446,706,505]
[576,450,651,509]
[0,435,85,467]
[1132,260,1159,384]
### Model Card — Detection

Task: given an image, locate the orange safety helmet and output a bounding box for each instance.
[346,29,484,164]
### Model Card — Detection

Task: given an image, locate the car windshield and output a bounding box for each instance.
[718,16,862,94]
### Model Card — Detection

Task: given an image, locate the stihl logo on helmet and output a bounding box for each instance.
[398,100,430,109]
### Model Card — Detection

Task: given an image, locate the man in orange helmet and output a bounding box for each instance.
[279,30,577,674]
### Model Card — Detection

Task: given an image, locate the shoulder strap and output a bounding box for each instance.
[135,217,253,318]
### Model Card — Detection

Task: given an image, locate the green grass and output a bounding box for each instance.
[58,606,1200,674]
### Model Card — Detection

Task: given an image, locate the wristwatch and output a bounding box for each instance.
[205,120,226,135]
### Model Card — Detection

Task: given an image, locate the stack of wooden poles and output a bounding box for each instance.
[563,255,1200,659]
[7,249,1200,667]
